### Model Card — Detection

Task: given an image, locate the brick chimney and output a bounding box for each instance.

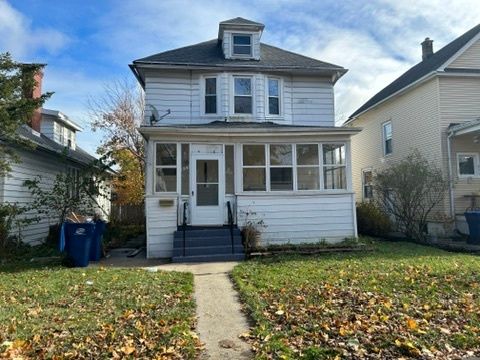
[29,70,44,133]
[421,37,434,61]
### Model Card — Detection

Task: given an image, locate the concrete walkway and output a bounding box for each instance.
[156,262,253,359]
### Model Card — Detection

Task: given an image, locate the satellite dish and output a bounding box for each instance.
[146,104,171,125]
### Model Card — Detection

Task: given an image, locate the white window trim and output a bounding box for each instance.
[322,143,348,191]
[240,142,348,193]
[295,144,321,191]
[241,144,267,192]
[457,152,480,178]
[154,142,179,194]
[382,121,393,156]
[265,76,283,118]
[269,144,294,191]
[200,75,220,117]
[231,33,253,58]
[231,75,255,116]
[362,168,374,200]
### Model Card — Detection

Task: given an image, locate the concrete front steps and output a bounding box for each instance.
[172,226,245,262]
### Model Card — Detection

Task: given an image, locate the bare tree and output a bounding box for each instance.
[88,80,145,205]
[374,151,449,242]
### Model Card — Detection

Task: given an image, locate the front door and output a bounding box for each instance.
[191,152,224,225]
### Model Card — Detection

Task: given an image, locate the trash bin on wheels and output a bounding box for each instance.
[90,220,106,261]
[464,210,480,245]
[65,223,95,267]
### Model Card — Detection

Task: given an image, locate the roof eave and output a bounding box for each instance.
[344,70,438,125]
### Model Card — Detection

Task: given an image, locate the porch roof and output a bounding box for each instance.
[139,121,362,137]
[449,118,480,136]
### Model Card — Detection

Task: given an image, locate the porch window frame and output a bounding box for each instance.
[154,142,180,194]
[265,77,283,117]
[201,75,219,116]
[269,144,294,191]
[295,143,321,191]
[231,75,254,115]
[322,143,348,191]
[456,152,480,178]
[241,144,267,192]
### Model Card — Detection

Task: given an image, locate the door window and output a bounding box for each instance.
[196,159,219,206]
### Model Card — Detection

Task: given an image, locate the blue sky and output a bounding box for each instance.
[1,0,479,154]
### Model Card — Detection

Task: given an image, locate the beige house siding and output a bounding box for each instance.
[448,37,480,69]
[349,78,441,201]
[438,75,480,215]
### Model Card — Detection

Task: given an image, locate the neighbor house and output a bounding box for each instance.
[345,24,480,236]
[0,69,111,245]
[130,17,361,261]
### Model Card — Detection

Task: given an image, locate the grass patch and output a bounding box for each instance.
[232,239,480,359]
[0,264,201,358]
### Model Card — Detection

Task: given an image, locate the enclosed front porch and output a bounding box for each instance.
[448,119,480,234]
[141,123,360,259]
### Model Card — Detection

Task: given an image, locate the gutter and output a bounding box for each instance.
[446,130,455,219]
[129,64,145,89]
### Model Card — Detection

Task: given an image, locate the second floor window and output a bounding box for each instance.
[205,77,217,114]
[234,77,252,114]
[233,34,252,56]
[383,121,392,155]
[268,78,280,115]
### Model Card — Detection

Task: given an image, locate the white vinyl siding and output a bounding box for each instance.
[145,196,177,258]
[143,71,335,126]
[237,193,356,245]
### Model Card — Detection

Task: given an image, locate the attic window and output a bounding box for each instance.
[233,34,252,56]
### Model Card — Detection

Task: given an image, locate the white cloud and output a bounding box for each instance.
[0,0,69,59]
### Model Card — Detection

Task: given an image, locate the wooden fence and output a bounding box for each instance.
[110,204,145,225]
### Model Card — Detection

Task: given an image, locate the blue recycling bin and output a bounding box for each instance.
[465,211,480,245]
[65,223,95,267]
[90,220,106,261]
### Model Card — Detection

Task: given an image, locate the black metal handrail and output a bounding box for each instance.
[227,201,234,254]
[182,201,188,257]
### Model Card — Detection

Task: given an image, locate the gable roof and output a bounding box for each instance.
[219,17,264,27]
[133,39,345,72]
[348,23,480,121]
[15,125,97,166]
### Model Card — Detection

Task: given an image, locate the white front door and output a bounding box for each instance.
[191,151,224,225]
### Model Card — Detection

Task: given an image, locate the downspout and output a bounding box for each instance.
[446,130,455,219]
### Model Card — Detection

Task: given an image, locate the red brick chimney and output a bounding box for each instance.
[29,69,44,133]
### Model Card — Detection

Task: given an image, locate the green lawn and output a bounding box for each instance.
[232,240,480,359]
[0,263,201,359]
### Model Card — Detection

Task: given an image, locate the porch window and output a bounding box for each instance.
[181,144,189,195]
[382,121,392,155]
[225,145,235,194]
[233,34,252,56]
[323,144,346,190]
[457,153,479,177]
[267,78,280,115]
[269,144,293,191]
[234,77,252,114]
[296,144,320,190]
[204,77,217,114]
[362,169,373,199]
[155,143,177,192]
[242,144,266,191]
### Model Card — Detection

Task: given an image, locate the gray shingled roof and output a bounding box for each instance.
[133,39,344,71]
[219,17,264,27]
[15,126,97,166]
[348,23,480,120]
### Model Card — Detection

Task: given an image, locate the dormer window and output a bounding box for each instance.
[233,34,252,56]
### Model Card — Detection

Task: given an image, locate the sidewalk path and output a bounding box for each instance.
[156,262,252,359]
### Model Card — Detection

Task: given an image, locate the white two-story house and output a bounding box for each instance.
[130,17,360,261]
